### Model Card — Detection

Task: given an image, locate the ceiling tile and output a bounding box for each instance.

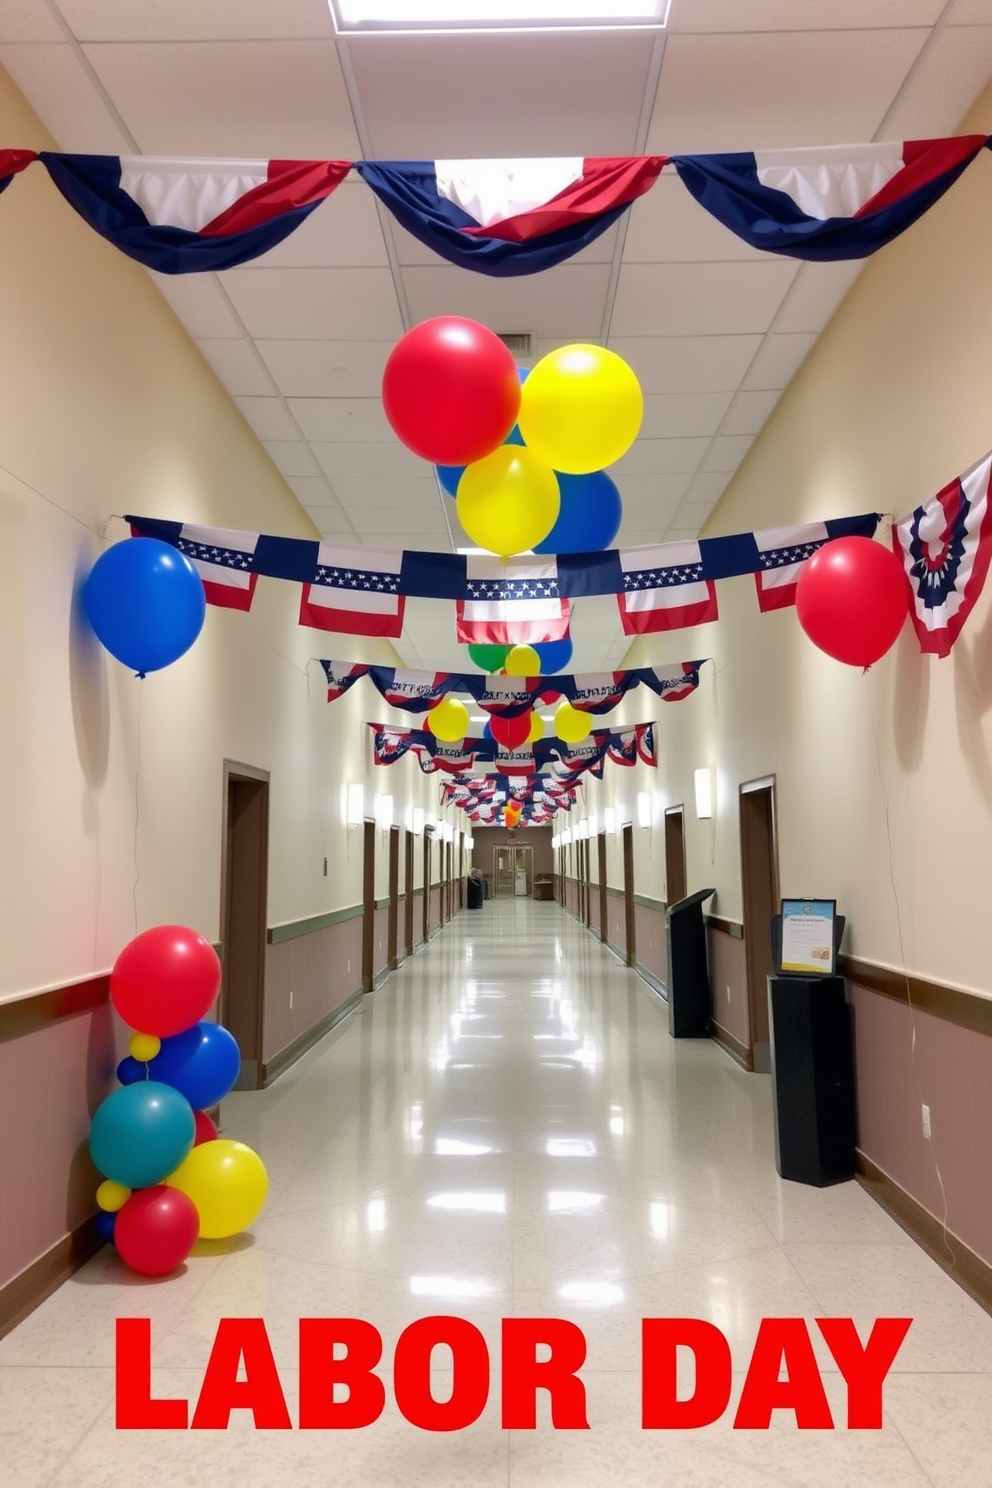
[286,475,346,508]
[610,437,710,475]
[346,31,656,157]
[773,261,864,333]
[222,268,405,340]
[0,43,133,150]
[612,473,695,505]
[81,40,361,156]
[262,440,323,478]
[195,338,277,396]
[56,0,336,41]
[741,332,818,391]
[611,261,798,337]
[720,389,782,437]
[623,172,772,264]
[148,272,246,337]
[287,398,394,442]
[391,217,620,268]
[257,340,394,398]
[639,391,735,438]
[607,335,763,394]
[330,476,442,508]
[350,507,448,536]
[703,435,755,471]
[402,262,612,342]
[668,0,945,31]
[228,181,390,270]
[681,471,732,505]
[233,396,301,442]
[301,506,360,539]
[310,440,428,480]
[878,25,992,137]
[647,30,929,153]
[671,501,719,533]
[0,6,67,42]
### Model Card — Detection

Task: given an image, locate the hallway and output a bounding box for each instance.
[3,900,992,1485]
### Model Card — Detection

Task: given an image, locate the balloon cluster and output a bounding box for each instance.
[382,317,641,559]
[83,538,206,676]
[90,925,268,1277]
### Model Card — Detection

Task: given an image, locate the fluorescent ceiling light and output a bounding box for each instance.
[331,1,669,34]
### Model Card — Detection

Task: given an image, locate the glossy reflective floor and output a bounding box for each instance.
[4,899,992,1485]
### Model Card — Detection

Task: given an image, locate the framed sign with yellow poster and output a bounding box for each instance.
[780,899,837,976]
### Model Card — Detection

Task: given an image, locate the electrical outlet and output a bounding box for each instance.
[289,991,293,1010]
[922,1103,931,1139]
[726,985,731,1003]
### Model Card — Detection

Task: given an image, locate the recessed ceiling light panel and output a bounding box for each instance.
[330,1,670,36]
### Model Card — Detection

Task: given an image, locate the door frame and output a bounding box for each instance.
[664,805,687,907]
[739,775,779,1073]
[387,824,400,970]
[361,816,376,994]
[597,832,608,943]
[622,821,636,967]
[404,829,415,957]
[219,760,270,1091]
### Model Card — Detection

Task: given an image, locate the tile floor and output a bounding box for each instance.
[3,899,992,1485]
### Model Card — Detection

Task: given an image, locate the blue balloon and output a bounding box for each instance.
[533,639,573,674]
[482,720,494,741]
[532,471,623,555]
[82,538,206,676]
[89,1081,195,1188]
[116,1055,144,1086]
[148,1022,241,1110]
[96,1210,117,1245]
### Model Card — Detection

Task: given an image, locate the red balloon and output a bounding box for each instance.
[193,1109,219,1146]
[796,537,910,668]
[114,1185,200,1276]
[490,711,532,750]
[382,317,520,466]
[111,925,221,1037]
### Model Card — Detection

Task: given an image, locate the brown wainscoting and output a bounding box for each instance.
[0,1214,103,1343]
[840,955,992,1037]
[856,1151,992,1320]
[261,989,363,1087]
[710,1020,752,1072]
[706,915,744,940]
[0,974,109,1042]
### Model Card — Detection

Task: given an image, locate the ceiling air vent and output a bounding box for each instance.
[497,331,537,363]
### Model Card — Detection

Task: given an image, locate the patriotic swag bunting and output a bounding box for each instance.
[355,156,666,276]
[0,149,36,196]
[39,154,350,273]
[892,449,992,658]
[320,660,704,715]
[671,137,990,261]
[128,513,879,639]
[369,721,656,776]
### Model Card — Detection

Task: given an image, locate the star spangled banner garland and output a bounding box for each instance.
[126,513,880,641]
[322,659,704,716]
[370,721,656,776]
[1,142,987,274]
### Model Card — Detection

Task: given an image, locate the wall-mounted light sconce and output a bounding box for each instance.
[694,768,713,820]
[603,806,616,835]
[637,792,651,829]
[347,783,365,827]
[413,807,425,836]
[379,794,394,832]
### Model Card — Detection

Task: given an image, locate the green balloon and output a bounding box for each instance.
[467,643,511,672]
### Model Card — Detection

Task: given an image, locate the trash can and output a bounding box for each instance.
[768,974,855,1186]
[666,888,715,1038]
[467,874,484,909]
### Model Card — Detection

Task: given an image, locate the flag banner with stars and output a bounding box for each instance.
[753,521,836,612]
[320,659,705,716]
[369,723,656,776]
[127,521,263,611]
[892,449,992,657]
[126,513,879,640]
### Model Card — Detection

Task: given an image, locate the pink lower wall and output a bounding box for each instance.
[430,885,441,932]
[589,884,602,936]
[607,891,626,956]
[707,926,749,1052]
[851,980,992,1269]
[373,904,389,980]
[263,914,364,1065]
[634,902,667,987]
[0,998,116,1293]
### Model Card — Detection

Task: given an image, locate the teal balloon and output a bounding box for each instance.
[89,1081,195,1189]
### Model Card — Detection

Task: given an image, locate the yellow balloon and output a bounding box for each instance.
[555,701,592,744]
[517,344,643,475]
[456,446,560,558]
[505,645,540,676]
[166,1139,267,1240]
[129,1032,161,1062]
[96,1179,131,1212]
[427,696,469,742]
[527,711,544,743]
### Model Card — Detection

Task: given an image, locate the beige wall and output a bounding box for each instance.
[568,86,992,999]
[0,68,457,1005]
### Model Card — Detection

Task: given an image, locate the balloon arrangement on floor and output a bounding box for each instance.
[91,925,267,1277]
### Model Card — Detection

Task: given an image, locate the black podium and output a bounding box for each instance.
[767,975,856,1185]
[666,888,715,1038]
